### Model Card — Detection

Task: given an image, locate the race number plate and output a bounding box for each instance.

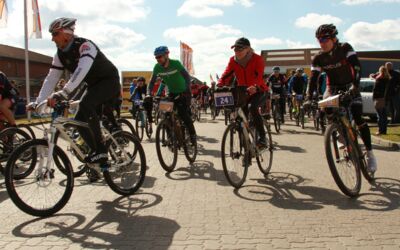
[159,101,174,112]
[214,92,234,107]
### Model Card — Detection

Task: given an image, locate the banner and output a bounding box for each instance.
[180,41,195,75]
[0,0,7,28]
[27,0,42,38]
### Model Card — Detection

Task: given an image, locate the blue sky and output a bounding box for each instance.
[1,0,399,82]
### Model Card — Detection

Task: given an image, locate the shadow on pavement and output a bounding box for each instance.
[165,160,230,187]
[12,192,180,249]
[233,172,400,212]
[196,143,221,158]
[273,143,307,153]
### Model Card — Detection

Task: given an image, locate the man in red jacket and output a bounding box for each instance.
[218,37,268,147]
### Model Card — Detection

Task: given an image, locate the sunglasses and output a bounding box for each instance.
[51,31,60,37]
[155,55,163,59]
[318,36,330,43]
[234,46,245,52]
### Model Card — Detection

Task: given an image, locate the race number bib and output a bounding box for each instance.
[214,92,234,107]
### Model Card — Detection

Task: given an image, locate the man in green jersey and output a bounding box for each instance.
[147,46,196,144]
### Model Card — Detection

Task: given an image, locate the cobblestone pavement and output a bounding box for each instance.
[0,114,399,249]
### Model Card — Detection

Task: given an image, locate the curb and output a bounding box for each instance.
[371,135,400,151]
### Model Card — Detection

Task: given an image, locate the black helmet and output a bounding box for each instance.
[272,66,280,72]
[315,24,338,38]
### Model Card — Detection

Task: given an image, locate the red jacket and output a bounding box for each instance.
[218,53,267,92]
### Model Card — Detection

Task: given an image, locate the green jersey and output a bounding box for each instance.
[152,59,187,94]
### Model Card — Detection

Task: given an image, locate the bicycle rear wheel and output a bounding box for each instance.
[221,122,249,188]
[145,118,153,139]
[103,131,146,195]
[0,127,33,176]
[324,123,361,197]
[155,119,178,172]
[5,139,74,217]
[257,122,274,175]
[355,130,374,183]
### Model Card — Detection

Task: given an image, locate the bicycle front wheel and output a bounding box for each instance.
[324,123,361,197]
[155,119,178,172]
[5,139,74,217]
[103,131,146,195]
[300,108,305,129]
[221,122,249,188]
[183,125,197,163]
[135,112,144,141]
[257,122,274,175]
[273,106,281,133]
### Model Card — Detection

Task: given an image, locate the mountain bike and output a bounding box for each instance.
[293,94,305,129]
[134,100,152,141]
[319,91,374,197]
[5,101,146,217]
[218,91,274,188]
[155,96,197,172]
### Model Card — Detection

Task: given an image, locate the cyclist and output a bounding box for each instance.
[27,17,120,167]
[267,66,287,123]
[0,71,19,128]
[218,37,268,147]
[307,23,377,172]
[147,46,196,144]
[131,76,153,133]
[288,68,307,113]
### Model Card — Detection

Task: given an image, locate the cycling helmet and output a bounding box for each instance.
[315,24,338,38]
[272,66,280,72]
[49,17,77,33]
[154,46,169,56]
[296,67,304,73]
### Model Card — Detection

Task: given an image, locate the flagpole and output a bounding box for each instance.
[24,0,31,121]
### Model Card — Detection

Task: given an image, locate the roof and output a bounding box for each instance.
[0,44,52,64]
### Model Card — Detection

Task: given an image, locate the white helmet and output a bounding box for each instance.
[49,17,76,33]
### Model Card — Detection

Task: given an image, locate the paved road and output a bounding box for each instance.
[0,114,399,249]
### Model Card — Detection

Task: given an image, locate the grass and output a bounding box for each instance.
[370,126,400,142]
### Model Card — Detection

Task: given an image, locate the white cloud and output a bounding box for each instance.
[286,40,316,49]
[295,13,343,29]
[41,0,150,23]
[341,0,400,5]
[177,0,254,18]
[344,19,400,49]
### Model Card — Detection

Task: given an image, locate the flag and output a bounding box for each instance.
[27,0,42,38]
[210,74,214,82]
[0,0,8,28]
[216,73,220,80]
[180,41,195,75]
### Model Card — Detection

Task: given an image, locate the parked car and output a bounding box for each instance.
[359,78,376,120]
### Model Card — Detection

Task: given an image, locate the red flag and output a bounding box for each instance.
[0,0,8,28]
[180,41,195,75]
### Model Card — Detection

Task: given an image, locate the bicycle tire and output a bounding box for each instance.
[355,130,375,183]
[300,108,305,129]
[18,124,36,139]
[183,125,197,163]
[273,106,280,133]
[0,127,33,177]
[221,122,249,188]
[103,131,146,195]
[117,118,136,137]
[257,122,273,175]
[324,123,361,197]
[5,139,74,217]
[155,119,178,172]
[135,112,144,141]
[145,118,152,139]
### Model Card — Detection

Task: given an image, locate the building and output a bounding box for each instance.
[0,44,52,99]
[260,48,400,77]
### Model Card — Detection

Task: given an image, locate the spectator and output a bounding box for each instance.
[372,66,390,135]
[385,62,400,123]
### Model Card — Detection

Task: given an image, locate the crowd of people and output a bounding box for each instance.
[2,16,400,178]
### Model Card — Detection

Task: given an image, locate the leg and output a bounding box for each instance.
[249,93,266,142]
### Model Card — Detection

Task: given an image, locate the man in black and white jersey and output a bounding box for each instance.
[27,17,120,167]
[307,24,377,172]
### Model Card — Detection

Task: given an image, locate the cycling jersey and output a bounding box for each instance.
[147,59,191,95]
[218,52,267,92]
[289,75,306,95]
[268,73,287,94]
[308,42,361,96]
[36,36,119,103]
